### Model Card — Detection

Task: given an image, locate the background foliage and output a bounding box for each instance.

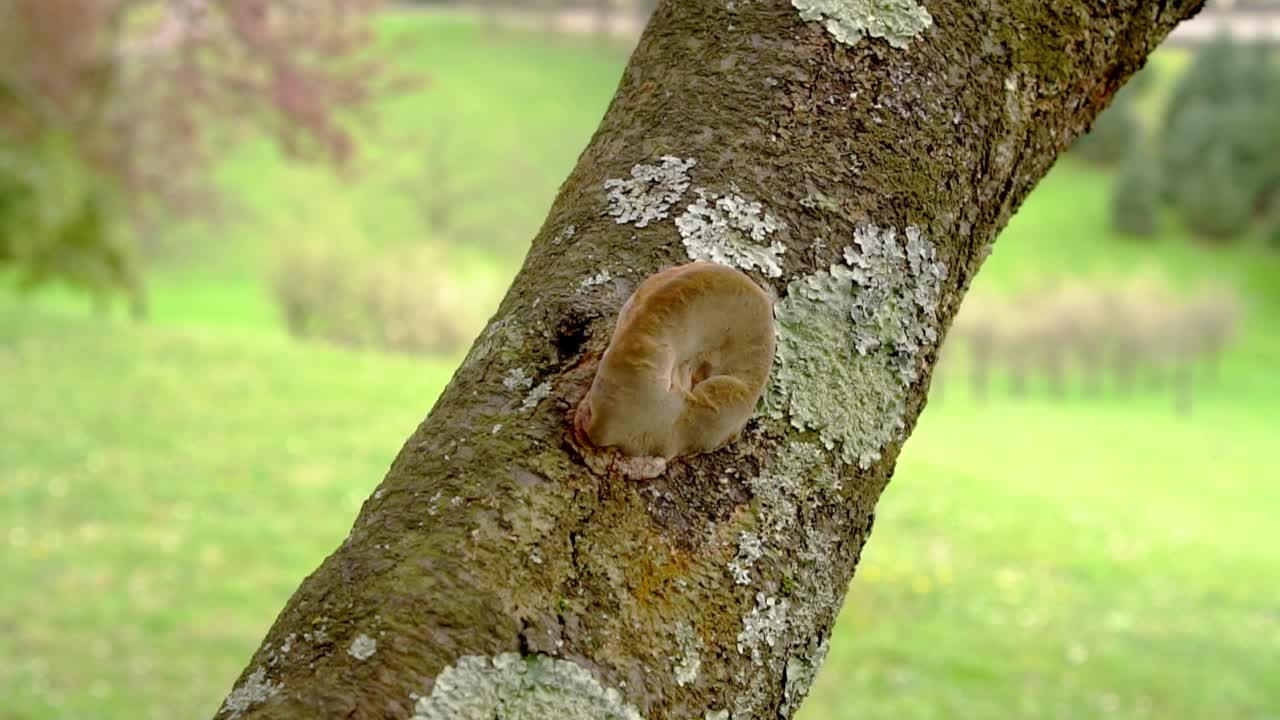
[1077,32,1280,243]
[0,0,398,309]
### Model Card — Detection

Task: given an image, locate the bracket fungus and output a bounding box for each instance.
[575,262,776,472]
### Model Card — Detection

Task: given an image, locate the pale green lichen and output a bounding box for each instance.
[672,622,703,687]
[735,440,840,690]
[800,190,842,214]
[271,633,296,665]
[605,156,697,228]
[846,224,946,384]
[503,367,534,391]
[765,224,946,468]
[347,634,377,661]
[732,442,846,717]
[737,592,792,666]
[521,381,553,411]
[792,0,933,49]
[727,531,764,585]
[749,441,841,537]
[579,269,612,289]
[705,712,730,720]
[411,654,642,720]
[553,224,577,245]
[676,188,787,277]
[782,638,830,715]
[464,318,524,371]
[218,666,279,719]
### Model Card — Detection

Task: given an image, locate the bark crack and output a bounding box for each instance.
[517,619,533,656]
[554,302,600,363]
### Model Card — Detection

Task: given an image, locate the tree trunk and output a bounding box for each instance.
[216,1,1203,718]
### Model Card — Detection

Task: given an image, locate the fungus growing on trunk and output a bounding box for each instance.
[574,262,776,471]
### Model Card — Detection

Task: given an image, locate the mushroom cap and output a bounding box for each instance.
[577,261,776,461]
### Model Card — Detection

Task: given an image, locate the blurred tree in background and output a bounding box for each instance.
[1071,69,1151,166]
[1111,144,1161,237]
[1162,34,1244,131]
[0,0,403,316]
[1169,105,1261,239]
[269,241,484,357]
[1113,32,1280,242]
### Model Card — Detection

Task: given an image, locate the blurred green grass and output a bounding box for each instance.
[0,308,458,719]
[808,381,1279,720]
[3,10,1279,720]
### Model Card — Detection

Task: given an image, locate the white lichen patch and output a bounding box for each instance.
[727,531,764,585]
[792,0,933,49]
[782,638,830,715]
[521,381,553,411]
[750,441,840,538]
[580,269,612,289]
[219,666,280,719]
[604,156,697,228]
[672,623,703,687]
[846,225,947,384]
[411,653,643,720]
[275,633,296,661]
[503,367,534,391]
[737,593,792,666]
[733,443,846,717]
[616,454,668,480]
[765,224,946,468]
[554,224,577,245]
[347,634,377,661]
[705,712,730,720]
[676,188,787,277]
[265,633,298,668]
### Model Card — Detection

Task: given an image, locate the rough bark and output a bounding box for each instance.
[217,1,1204,718]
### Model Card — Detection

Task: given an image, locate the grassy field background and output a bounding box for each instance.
[3,11,1279,720]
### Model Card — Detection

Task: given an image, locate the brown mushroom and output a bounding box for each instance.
[575,261,776,464]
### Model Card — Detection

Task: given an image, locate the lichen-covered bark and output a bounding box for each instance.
[218,1,1204,718]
